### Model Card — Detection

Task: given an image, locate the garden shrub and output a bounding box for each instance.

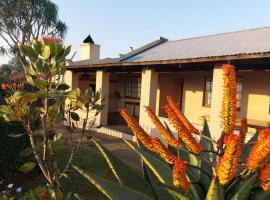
[0,118,30,178]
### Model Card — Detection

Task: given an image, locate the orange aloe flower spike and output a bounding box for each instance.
[173,157,190,191]
[246,129,270,170]
[259,159,270,191]
[258,128,270,141]
[216,133,241,185]
[151,137,178,164]
[145,106,181,149]
[165,105,202,155]
[167,96,201,135]
[120,109,153,149]
[221,64,237,135]
[120,109,177,164]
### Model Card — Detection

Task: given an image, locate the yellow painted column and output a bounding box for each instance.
[209,65,223,140]
[96,70,110,126]
[64,70,79,90]
[139,68,158,132]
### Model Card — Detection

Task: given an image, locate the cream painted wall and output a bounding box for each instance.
[237,71,270,121]
[156,70,270,135]
[157,72,212,127]
[158,77,182,117]
[182,72,213,126]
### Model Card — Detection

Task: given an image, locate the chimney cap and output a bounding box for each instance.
[83,34,95,44]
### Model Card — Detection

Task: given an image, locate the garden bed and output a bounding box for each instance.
[18,140,154,199]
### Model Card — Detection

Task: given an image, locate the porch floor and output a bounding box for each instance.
[105,125,133,135]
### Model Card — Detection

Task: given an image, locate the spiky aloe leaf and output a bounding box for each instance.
[124,139,172,184]
[124,140,190,199]
[250,188,270,200]
[199,119,214,190]
[230,173,257,200]
[91,138,123,185]
[240,132,258,163]
[145,167,178,200]
[72,165,153,200]
[225,176,242,199]
[205,178,224,200]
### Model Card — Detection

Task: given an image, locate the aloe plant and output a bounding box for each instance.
[73,64,270,200]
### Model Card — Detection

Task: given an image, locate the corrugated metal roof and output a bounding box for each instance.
[69,37,167,67]
[122,27,270,63]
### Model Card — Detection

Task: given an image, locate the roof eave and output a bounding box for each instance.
[67,52,270,70]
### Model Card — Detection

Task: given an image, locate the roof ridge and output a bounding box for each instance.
[119,37,168,61]
[169,26,270,43]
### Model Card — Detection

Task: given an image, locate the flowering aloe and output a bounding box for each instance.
[120,109,153,149]
[165,104,202,155]
[221,64,237,135]
[145,106,181,149]
[259,160,270,190]
[173,157,190,191]
[167,96,201,135]
[215,133,241,185]
[72,64,270,200]
[246,129,270,169]
[120,109,177,164]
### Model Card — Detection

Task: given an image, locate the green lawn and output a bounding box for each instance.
[21,140,154,199]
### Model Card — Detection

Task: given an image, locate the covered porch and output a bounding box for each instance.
[65,57,270,141]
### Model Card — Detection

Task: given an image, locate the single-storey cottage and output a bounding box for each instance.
[65,27,270,141]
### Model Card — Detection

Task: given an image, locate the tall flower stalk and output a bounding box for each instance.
[164,104,202,155]
[215,133,241,185]
[145,106,181,149]
[221,64,237,135]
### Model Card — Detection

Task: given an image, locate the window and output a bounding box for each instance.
[125,77,141,98]
[203,77,243,109]
[89,83,96,93]
[236,77,243,109]
[203,77,213,106]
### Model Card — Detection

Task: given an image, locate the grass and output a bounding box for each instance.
[20,140,154,199]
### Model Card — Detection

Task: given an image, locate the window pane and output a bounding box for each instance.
[237,84,242,92]
[204,77,213,106]
[125,77,141,98]
[236,77,243,108]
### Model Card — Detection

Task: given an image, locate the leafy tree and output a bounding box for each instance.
[0,36,103,199]
[0,64,13,84]
[0,0,67,67]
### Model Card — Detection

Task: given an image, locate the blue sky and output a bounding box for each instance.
[1,0,270,64]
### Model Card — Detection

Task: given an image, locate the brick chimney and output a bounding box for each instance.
[80,34,100,64]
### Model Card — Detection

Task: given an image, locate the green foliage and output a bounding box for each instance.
[18,162,37,174]
[71,120,268,200]
[73,165,153,200]
[0,118,30,178]
[0,0,67,66]
[205,178,224,200]
[0,37,103,199]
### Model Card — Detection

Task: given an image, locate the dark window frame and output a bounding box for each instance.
[202,76,213,107]
[202,76,243,110]
[124,76,141,99]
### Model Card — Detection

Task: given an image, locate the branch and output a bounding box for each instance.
[60,105,92,178]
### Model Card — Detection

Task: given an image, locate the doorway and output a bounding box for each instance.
[158,78,184,117]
